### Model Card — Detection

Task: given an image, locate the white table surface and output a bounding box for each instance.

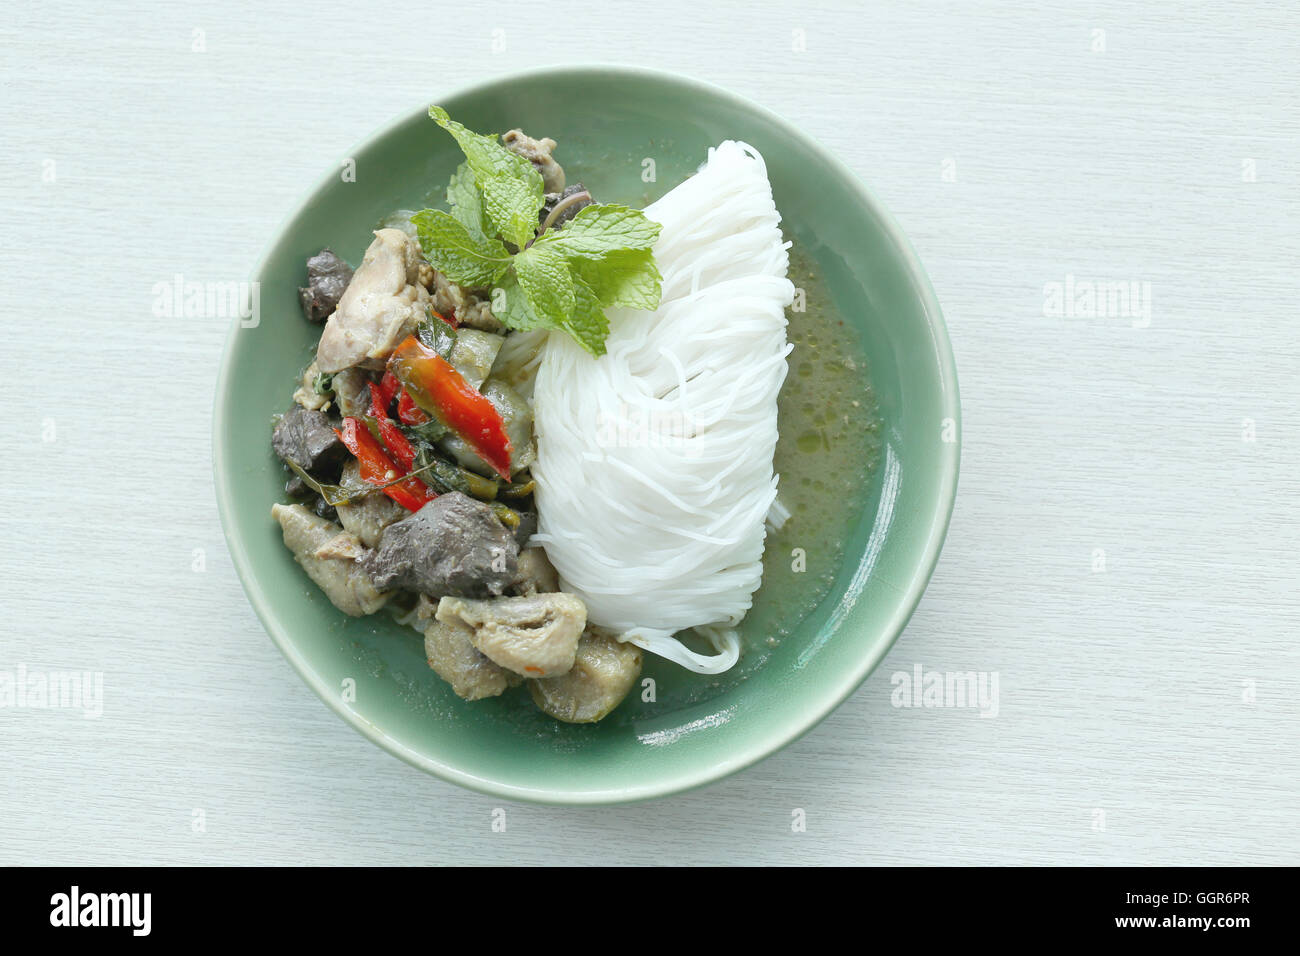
[2,0,1296,866]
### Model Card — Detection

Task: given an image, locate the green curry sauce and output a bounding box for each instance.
[630,246,882,712]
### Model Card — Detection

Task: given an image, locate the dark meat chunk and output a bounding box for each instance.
[363,492,518,598]
[538,184,593,232]
[512,509,538,548]
[271,406,345,479]
[298,248,354,323]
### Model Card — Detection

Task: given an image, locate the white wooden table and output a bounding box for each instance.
[1,0,1295,865]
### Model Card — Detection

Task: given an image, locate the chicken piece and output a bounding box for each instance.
[363,492,518,598]
[314,531,366,561]
[330,367,373,419]
[431,271,503,333]
[271,503,389,616]
[292,359,330,412]
[316,229,431,373]
[334,461,406,548]
[298,248,354,322]
[529,628,642,723]
[512,547,559,596]
[416,596,513,700]
[502,129,565,194]
[436,593,586,678]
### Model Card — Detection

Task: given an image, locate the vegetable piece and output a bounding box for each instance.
[335,417,434,512]
[366,382,417,471]
[388,335,512,480]
[397,389,429,425]
[448,328,505,389]
[437,378,534,477]
[377,370,402,410]
[427,106,545,250]
[411,208,513,289]
[408,445,498,500]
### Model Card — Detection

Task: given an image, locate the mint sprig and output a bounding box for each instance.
[410,209,511,288]
[415,105,663,356]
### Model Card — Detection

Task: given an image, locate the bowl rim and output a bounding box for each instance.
[213,63,961,806]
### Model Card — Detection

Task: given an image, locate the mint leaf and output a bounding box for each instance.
[490,274,536,331]
[492,273,550,332]
[446,162,490,240]
[411,209,511,289]
[513,246,575,330]
[428,105,544,250]
[422,109,662,356]
[534,204,661,259]
[570,247,662,311]
[561,276,611,357]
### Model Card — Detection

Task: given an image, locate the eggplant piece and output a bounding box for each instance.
[271,406,345,480]
[298,248,354,323]
[437,378,535,477]
[334,461,406,548]
[448,328,505,390]
[363,492,518,598]
[529,628,642,723]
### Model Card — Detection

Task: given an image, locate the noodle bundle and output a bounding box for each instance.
[531,141,793,674]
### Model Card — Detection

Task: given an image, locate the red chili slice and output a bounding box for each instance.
[388,336,512,480]
[396,388,429,425]
[335,417,433,512]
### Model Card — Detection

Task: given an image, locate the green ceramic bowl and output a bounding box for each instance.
[214,65,959,804]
